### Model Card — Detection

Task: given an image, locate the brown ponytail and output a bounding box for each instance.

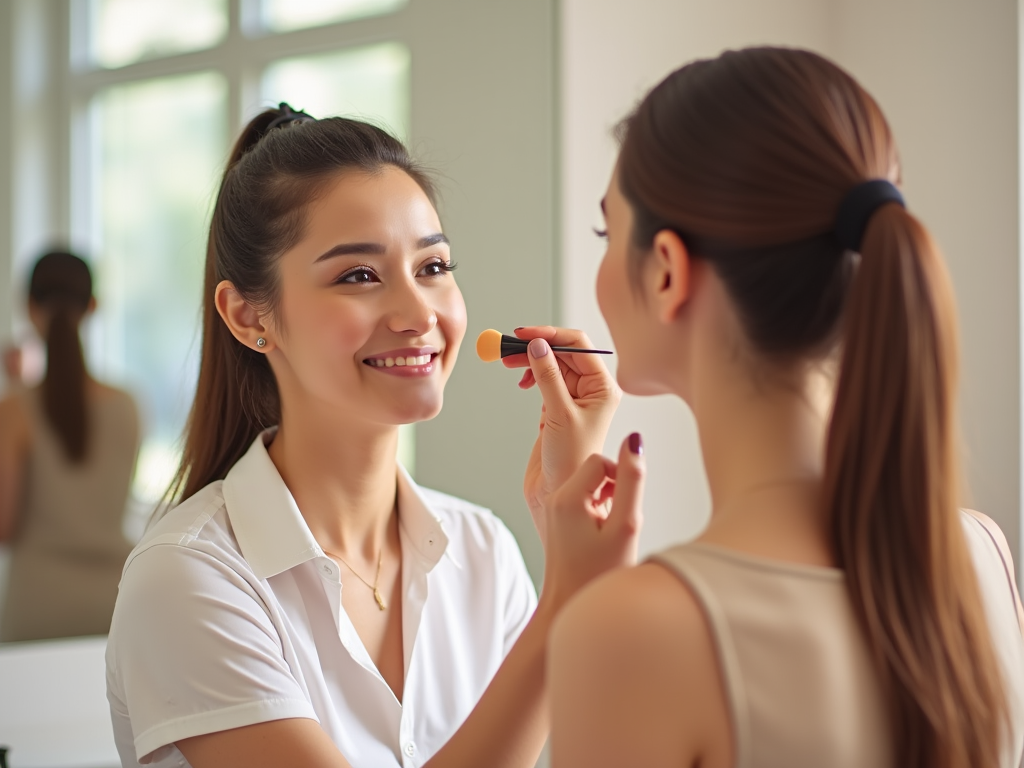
[827,204,1006,765]
[617,47,1008,766]
[28,251,93,462]
[167,105,436,504]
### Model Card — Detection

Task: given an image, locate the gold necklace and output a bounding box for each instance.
[323,547,387,611]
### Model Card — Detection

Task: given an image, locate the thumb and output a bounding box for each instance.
[610,432,645,537]
[527,338,574,427]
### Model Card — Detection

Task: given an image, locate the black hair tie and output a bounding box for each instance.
[834,179,905,252]
[265,102,316,133]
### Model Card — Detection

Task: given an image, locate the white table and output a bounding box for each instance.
[0,636,119,768]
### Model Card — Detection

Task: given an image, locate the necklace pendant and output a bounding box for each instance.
[373,588,387,611]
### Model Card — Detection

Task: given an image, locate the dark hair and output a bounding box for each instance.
[618,48,1007,767]
[168,106,436,503]
[28,251,94,462]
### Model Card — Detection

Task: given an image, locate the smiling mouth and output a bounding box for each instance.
[363,353,440,369]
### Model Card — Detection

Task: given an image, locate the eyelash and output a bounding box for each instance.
[593,227,608,239]
[335,259,458,285]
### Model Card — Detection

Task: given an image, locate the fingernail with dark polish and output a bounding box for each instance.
[628,432,643,456]
[529,338,549,358]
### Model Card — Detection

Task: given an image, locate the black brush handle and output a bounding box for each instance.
[499,335,613,357]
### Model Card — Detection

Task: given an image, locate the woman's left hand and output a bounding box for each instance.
[504,326,621,548]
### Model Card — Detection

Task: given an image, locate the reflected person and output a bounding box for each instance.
[105,105,628,767]
[0,251,139,641]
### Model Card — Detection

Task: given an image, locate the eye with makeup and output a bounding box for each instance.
[333,259,457,286]
[593,227,609,240]
[336,265,380,285]
[418,258,458,278]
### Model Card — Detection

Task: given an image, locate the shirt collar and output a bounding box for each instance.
[223,429,451,580]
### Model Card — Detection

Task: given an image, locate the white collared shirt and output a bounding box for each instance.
[106,431,537,767]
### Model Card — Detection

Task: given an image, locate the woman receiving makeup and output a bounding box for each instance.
[547,48,1024,768]
[105,105,637,768]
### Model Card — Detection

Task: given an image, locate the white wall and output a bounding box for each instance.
[560,0,1022,575]
[829,0,1021,577]
[560,0,835,556]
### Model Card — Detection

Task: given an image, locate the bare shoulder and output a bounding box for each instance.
[555,561,705,644]
[552,561,719,687]
[550,562,732,768]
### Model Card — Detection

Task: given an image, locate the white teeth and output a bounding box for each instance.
[369,354,432,368]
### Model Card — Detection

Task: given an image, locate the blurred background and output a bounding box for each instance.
[0,0,1021,765]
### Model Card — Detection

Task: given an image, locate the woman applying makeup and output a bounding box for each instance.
[548,48,1024,768]
[105,106,636,768]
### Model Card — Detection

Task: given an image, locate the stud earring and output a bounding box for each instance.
[256,337,266,348]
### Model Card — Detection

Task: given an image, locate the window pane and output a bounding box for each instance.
[262,0,406,33]
[261,42,410,141]
[89,0,228,69]
[91,72,227,503]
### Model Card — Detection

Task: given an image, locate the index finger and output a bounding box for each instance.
[512,326,610,378]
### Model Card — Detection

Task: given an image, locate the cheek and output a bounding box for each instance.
[278,287,370,365]
[596,248,624,328]
[438,285,468,350]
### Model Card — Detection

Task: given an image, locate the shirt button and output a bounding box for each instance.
[404,742,416,757]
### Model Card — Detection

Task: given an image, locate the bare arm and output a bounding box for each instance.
[0,394,30,542]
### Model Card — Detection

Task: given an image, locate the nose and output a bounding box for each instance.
[386,274,437,336]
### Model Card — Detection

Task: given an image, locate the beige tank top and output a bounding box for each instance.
[650,512,1024,768]
[0,387,138,641]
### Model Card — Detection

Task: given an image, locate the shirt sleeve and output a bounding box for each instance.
[108,542,318,763]
[492,519,539,656]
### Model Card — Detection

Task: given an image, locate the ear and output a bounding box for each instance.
[215,280,274,352]
[85,296,98,315]
[648,229,691,324]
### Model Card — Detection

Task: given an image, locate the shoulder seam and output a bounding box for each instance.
[124,492,226,573]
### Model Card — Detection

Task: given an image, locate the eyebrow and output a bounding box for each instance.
[314,233,450,263]
[600,198,607,216]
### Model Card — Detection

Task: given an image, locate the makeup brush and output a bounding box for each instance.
[476,329,614,362]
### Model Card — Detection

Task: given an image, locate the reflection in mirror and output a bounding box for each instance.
[0,252,139,643]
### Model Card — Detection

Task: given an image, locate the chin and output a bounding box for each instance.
[391,395,444,425]
[616,367,667,397]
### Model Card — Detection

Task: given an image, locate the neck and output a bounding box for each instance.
[689,360,833,551]
[268,400,400,562]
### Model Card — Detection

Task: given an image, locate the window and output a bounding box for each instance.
[89,0,228,69]
[261,0,407,33]
[9,0,558,592]
[262,43,410,141]
[71,0,414,513]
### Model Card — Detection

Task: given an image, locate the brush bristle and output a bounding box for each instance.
[476,329,503,362]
